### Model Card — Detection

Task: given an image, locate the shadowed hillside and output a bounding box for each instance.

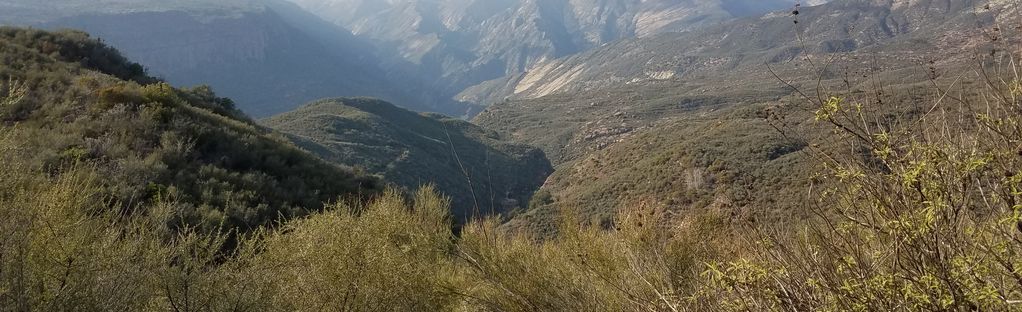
[264,98,553,221]
[0,0,479,117]
[287,0,805,106]
[2,0,1022,309]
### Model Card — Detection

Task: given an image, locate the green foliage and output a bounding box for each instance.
[0,128,455,310]
[0,27,380,231]
[692,59,1022,310]
[0,128,246,310]
[1,78,26,107]
[528,188,554,209]
[6,14,1022,312]
[0,132,729,310]
[457,203,720,312]
[251,188,460,311]
[0,27,153,84]
[6,65,1022,309]
[508,103,812,234]
[264,98,552,221]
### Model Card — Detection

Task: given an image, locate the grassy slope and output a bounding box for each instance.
[263,98,553,221]
[0,27,380,231]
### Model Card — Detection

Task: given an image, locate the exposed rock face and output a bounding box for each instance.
[475,0,1009,168]
[0,0,479,117]
[473,0,1014,232]
[286,0,802,104]
[470,0,1002,104]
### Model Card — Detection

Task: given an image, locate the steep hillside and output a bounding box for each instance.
[476,0,1015,232]
[286,0,802,104]
[477,0,1010,166]
[471,0,1004,104]
[0,27,380,230]
[263,98,553,221]
[0,0,479,117]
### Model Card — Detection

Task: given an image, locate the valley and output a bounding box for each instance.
[0,0,477,117]
[475,0,1009,232]
[1,0,1021,310]
[287,0,805,105]
[263,97,552,221]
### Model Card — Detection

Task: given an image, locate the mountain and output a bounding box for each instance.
[285,0,804,105]
[475,0,1012,232]
[478,0,1010,166]
[0,27,381,230]
[0,0,479,117]
[469,0,999,104]
[263,98,553,221]
[2,2,1021,310]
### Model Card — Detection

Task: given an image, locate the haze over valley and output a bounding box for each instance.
[1,0,1021,310]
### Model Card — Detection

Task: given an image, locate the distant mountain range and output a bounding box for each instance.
[475,0,1013,232]
[0,0,478,117]
[467,0,993,104]
[286,0,810,105]
[0,0,822,117]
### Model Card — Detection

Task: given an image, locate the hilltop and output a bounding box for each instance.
[0,27,380,230]
[0,0,478,117]
[264,98,553,221]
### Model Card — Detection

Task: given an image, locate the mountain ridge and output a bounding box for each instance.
[475,0,1013,232]
[285,0,810,106]
[263,97,553,221]
[466,0,1001,104]
[0,27,382,230]
[0,0,480,117]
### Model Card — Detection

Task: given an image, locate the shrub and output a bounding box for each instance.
[694,58,1022,311]
[250,187,461,311]
[457,202,731,311]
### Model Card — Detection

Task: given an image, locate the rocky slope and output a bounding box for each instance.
[477,0,1011,164]
[263,98,553,221]
[471,0,1006,104]
[475,0,1016,232]
[286,0,804,104]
